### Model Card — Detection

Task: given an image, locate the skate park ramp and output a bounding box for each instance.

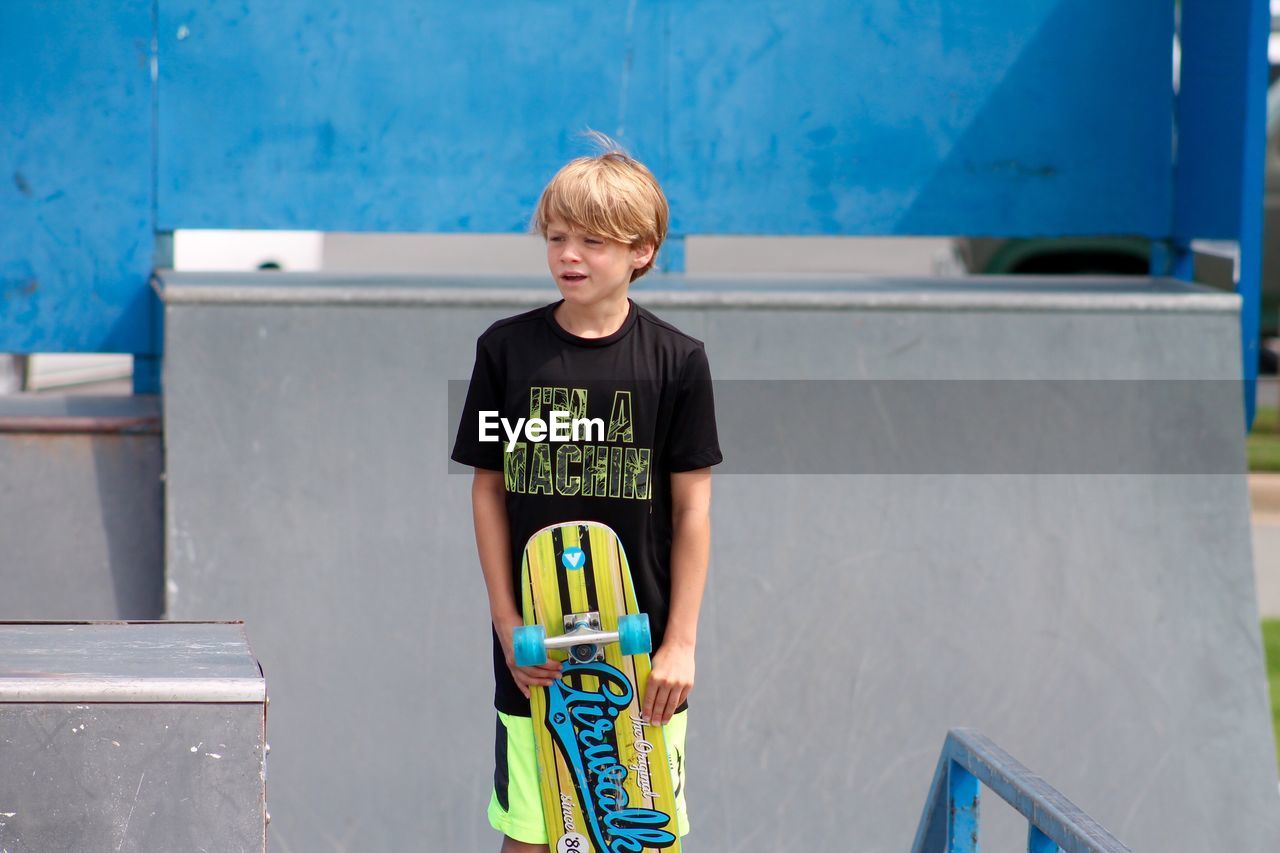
[160,271,1280,851]
[0,396,163,620]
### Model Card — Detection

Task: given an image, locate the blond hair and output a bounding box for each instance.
[531,132,668,281]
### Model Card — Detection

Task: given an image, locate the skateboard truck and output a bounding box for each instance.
[513,612,652,667]
[560,612,606,663]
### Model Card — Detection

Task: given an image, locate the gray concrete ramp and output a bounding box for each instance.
[0,395,163,620]
[160,272,1280,851]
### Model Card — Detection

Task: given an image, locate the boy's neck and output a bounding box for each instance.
[554,296,632,339]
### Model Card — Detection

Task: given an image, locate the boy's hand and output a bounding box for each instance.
[494,614,562,699]
[642,640,694,726]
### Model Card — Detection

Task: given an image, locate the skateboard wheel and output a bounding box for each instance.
[513,625,547,667]
[617,614,651,656]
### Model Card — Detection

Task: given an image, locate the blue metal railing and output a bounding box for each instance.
[911,728,1131,853]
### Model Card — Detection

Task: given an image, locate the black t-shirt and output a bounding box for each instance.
[451,299,722,715]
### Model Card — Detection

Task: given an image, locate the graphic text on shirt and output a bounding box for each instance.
[496,386,653,500]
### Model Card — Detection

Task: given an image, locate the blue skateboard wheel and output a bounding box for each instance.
[513,624,547,667]
[617,614,651,656]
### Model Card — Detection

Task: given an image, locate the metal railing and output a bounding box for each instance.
[911,728,1131,853]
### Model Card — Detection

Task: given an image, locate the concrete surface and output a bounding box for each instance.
[159,272,1280,853]
[0,395,164,620]
[1251,473,1280,618]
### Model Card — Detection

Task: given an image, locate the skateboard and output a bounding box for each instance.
[513,520,681,852]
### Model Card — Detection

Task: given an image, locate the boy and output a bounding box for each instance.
[451,138,721,852]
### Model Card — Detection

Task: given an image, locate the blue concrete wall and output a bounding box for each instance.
[157,1,1175,236]
[0,1,157,354]
[1,1,1268,360]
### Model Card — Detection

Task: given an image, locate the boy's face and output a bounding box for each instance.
[545,217,654,310]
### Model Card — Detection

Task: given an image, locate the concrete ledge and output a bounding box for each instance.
[156,271,1241,314]
[0,394,161,434]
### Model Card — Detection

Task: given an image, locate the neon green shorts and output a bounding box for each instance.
[488,709,690,845]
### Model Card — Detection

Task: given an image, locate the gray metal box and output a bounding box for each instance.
[0,622,266,852]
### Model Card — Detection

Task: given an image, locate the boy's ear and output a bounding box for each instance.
[632,242,656,269]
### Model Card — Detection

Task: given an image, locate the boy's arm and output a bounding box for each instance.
[471,469,560,698]
[641,467,712,725]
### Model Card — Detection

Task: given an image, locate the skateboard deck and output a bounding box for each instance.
[519,520,681,852]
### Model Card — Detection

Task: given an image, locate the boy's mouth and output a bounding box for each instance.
[561,272,587,282]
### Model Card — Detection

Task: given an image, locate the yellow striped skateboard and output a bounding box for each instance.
[513,520,681,852]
